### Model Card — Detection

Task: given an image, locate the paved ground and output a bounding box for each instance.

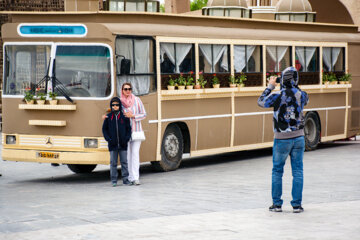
[0,138,359,239]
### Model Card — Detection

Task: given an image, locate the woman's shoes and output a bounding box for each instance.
[132,180,141,186]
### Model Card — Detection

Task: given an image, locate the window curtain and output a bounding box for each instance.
[115,39,150,96]
[199,44,228,72]
[323,47,341,71]
[234,45,256,72]
[160,43,192,73]
[267,46,288,72]
[295,47,316,72]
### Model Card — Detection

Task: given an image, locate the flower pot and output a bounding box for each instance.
[212,84,220,88]
[237,84,245,88]
[229,84,237,88]
[49,100,58,105]
[194,85,201,89]
[37,100,45,105]
[330,81,338,85]
[178,85,185,90]
[167,85,175,90]
[339,81,348,85]
[186,85,194,90]
[323,81,329,86]
[26,100,34,104]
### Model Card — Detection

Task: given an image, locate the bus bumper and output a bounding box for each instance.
[2,148,109,165]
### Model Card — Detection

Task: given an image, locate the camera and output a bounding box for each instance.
[276,77,281,83]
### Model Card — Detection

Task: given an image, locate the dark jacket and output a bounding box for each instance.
[102,97,131,151]
[257,67,309,139]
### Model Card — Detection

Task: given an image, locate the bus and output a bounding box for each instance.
[1,11,360,173]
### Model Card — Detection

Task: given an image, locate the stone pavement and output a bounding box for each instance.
[0,200,359,240]
[0,138,360,239]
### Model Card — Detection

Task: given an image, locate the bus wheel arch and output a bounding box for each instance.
[304,111,321,151]
[67,164,97,174]
[152,122,189,172]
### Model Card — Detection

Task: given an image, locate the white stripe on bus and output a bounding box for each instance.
[148,106,350,124]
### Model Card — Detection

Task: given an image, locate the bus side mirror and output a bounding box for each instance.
[116,55,131,75]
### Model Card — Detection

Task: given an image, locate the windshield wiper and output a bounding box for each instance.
[35,58,73,103]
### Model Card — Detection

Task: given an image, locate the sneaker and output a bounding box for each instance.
[293,206,304,213]
[112,183,117,187]
[133,180,141,185]
[123,180,132,186]
[269,204,282,212]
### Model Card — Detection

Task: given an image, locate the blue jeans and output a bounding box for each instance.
[272,136,305,207]
[110,150,129,184]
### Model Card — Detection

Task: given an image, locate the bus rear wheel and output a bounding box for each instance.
[67,164,97,174]
[304,112,320,151]
[151,124,183,172]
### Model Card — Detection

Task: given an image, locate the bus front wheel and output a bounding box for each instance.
[304,112,321,151]
[152,124,183,172]
[67,164,97,174]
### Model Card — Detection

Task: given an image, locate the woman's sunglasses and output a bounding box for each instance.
[111,104,120,107]
[123,88,132,91]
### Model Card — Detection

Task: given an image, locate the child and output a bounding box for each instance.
[102,97,132,187]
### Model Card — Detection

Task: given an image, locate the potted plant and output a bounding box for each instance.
[197,72,207,89]
[322,72,329,86]
[177,73,186,90]
[24,90,34,104]
[228,75,237,88]
[328,72,338,85]
[194,71,203,89]
[36,92,46,105]
[237,72,247,87]
[212,73,220,88]
[186,71,194,90]
[48,91,58,105]
[339,73,351,84]
[167,75,176,90]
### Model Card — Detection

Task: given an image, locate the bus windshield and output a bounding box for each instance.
[3,44,112,98]
[55,45,111,98]
[3,44,51,95]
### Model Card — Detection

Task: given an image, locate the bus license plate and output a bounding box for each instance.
[37,152,59,159]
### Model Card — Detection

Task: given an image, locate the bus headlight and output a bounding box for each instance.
[84,139,98,148]
[6,135,16,145]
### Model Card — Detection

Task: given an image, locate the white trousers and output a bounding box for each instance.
[127,140,141,182]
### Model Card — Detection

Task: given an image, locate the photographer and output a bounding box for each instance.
[258,67,309,213]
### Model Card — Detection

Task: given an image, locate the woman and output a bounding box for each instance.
[120,83,146,185]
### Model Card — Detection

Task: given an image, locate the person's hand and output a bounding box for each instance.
[124,110,134,118]
[269,76,277,87]
[102,115,108,120]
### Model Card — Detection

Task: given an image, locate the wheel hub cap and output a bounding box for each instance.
[164,133,179,158]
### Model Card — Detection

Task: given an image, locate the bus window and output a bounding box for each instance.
[55,45,111,98]
[115,37,155,96]
[323,47,345,73]
[3,45,51,95]
[199,44,230,87]
[234,45,262,86]
[295,47,319,85]
[266,46,291,74]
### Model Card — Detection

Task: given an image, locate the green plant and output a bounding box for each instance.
[36,92,46,101]
[339,73,352,82]
[212,73,219,85]
[48,91,58,100]
[237,72,247,85]
[229,75,236,85]
[24,91,34,102]
[327,72,338,82]
[186,72,194,86]
[197,73,207,88]
[168,75,176,86]
[190,0,208,11]
[322,73,329,83]
[177,74,186,86]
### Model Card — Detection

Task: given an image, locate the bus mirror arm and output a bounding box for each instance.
[116,55,131,75]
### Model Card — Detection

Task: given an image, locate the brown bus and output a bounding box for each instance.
[1,11,359,173]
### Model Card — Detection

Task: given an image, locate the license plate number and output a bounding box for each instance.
[37,152,59,159]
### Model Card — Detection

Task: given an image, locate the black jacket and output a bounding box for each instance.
[102,97,131,151]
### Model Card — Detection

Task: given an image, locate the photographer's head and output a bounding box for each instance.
[280,67,299,88]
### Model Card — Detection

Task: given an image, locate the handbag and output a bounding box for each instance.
[131,131,145,141]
